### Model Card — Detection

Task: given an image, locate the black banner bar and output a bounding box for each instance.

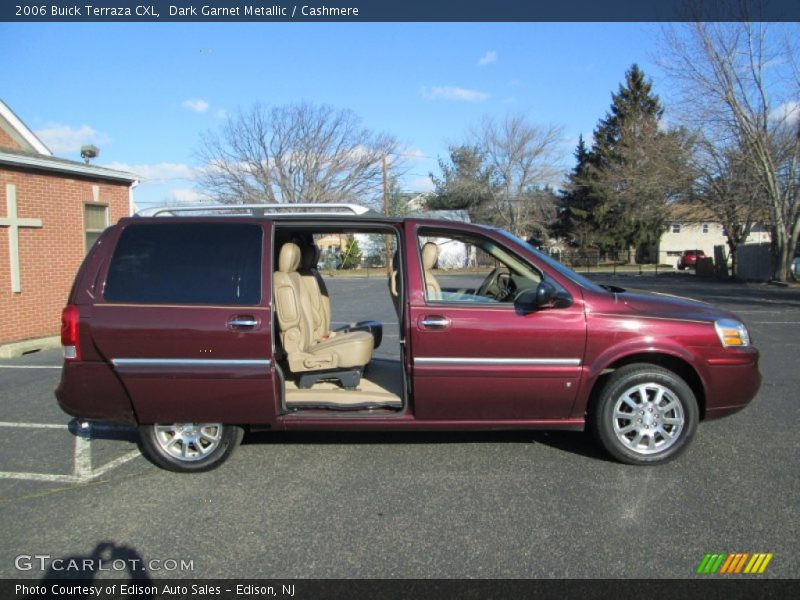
[3,579,799,600]
[3,0,800,22]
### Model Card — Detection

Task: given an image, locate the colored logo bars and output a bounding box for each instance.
[697,552,773,574]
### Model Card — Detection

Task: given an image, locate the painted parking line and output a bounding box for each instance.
[0,365,61,369]
[0,421,65,429]
[0,421,141,484]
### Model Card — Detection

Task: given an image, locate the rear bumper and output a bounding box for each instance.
[55,361,136,424]
[702,350,761,420]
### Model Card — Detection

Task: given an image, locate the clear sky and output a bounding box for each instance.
[1,22,670,208]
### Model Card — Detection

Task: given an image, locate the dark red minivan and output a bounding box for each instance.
[56,204,761,471]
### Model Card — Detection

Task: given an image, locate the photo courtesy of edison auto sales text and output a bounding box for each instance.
[15,584,296,597]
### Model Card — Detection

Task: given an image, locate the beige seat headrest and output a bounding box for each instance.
[421,242,438,270]
[278,243,301,274]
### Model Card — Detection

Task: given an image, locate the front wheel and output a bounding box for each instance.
[138,423,243,472]
[592,364,698,465]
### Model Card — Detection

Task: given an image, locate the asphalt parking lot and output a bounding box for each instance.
[0,273,798,580]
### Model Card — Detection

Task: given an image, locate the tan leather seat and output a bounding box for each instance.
[421,242,442,300]
[299,244,332,341]
[274,243,373,382]
[299,243,382,349]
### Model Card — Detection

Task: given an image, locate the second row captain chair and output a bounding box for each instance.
[274,242,374,389]
[299,243,383,349]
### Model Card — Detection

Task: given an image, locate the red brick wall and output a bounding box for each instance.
[0,127,25,151]
[0,167,131,344]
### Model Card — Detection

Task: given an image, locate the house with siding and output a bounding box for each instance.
[659,203,770,267]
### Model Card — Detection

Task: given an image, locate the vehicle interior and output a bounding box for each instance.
[272,226,406,413]
[418,231,542,304]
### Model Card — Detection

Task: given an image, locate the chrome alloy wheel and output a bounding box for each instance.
[153,423,223,461]
[611,383,685,455]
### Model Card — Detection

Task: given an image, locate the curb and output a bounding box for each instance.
[0,336,60,359]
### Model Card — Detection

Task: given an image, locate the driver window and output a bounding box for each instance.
[418,231,541,304]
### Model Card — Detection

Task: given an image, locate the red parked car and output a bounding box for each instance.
[56,204,760,471]
[677,249,706,270]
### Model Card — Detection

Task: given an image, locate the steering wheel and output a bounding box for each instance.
[476,268,515,301]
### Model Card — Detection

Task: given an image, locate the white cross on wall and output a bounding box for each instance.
[0,184,43,293]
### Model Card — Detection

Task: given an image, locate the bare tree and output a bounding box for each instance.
[196,102,400,204]
[474,115,564,237]
[693,139,770,275]
[661,20,800,281]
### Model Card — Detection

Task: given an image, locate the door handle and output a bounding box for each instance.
[420,315,451,330]
[228,316,258,329]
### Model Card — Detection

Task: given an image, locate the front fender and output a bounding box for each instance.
[569,337,711,420]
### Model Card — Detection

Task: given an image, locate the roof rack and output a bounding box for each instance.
[135,203,380,218]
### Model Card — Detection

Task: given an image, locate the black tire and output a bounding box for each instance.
[138,423,244,473]
[592,364,698,465]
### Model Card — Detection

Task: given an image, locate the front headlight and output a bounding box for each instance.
[715,318,751,347]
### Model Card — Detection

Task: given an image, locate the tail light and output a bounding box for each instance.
[60,305,80,360]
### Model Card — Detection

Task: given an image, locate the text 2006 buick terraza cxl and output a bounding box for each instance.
[56,203,761,471]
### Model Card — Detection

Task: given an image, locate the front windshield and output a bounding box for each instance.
[492,228,607,294]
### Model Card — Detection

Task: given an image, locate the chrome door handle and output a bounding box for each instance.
[420,315,450,329]
[228,316,258,329]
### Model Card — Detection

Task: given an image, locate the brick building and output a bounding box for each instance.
[0,100,137,352]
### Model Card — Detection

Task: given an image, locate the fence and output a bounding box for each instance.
[547,248,728,277]
[322,244,750,279]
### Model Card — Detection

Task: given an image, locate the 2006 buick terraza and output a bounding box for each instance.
[56,204,761,471]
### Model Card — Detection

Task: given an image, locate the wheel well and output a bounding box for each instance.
[585,353,706,426]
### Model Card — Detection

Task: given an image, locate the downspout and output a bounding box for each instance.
[128,179,139,216]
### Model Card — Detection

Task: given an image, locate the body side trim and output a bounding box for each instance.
[112,359,271,367]
[414,357,581,366]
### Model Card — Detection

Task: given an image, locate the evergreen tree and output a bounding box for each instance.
[556,135,598,247]
[585,64,693,257]
[340,237,362,269]
[428,145,493,222]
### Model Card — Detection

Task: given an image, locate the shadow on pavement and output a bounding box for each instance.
[243,428,614,462]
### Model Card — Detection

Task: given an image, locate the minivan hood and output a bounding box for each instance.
[593,288,734,323]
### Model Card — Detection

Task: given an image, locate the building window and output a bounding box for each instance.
[702,223,709,234]
[84,204,109,253]
[672,223,681,233]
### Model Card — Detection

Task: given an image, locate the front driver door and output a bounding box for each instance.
[408,225,587,420]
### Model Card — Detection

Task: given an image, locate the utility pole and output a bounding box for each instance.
[383,155,392,275]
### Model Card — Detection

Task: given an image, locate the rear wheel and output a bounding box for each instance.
[138,423,243,472]
[592,364,698,465]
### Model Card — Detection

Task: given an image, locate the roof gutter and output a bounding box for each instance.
[0,151,138,183]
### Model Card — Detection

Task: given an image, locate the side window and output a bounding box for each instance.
[105,223,262,305]
[418,230,541,304]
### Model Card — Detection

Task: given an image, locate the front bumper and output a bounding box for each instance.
[701,348,761,419]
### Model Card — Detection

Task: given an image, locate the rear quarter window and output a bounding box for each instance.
[104,223,263,305]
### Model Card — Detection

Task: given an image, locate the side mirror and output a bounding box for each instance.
[514,281,570,313]
[535,280,558,306]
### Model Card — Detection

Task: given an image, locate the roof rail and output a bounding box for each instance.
[135,203,379,218]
